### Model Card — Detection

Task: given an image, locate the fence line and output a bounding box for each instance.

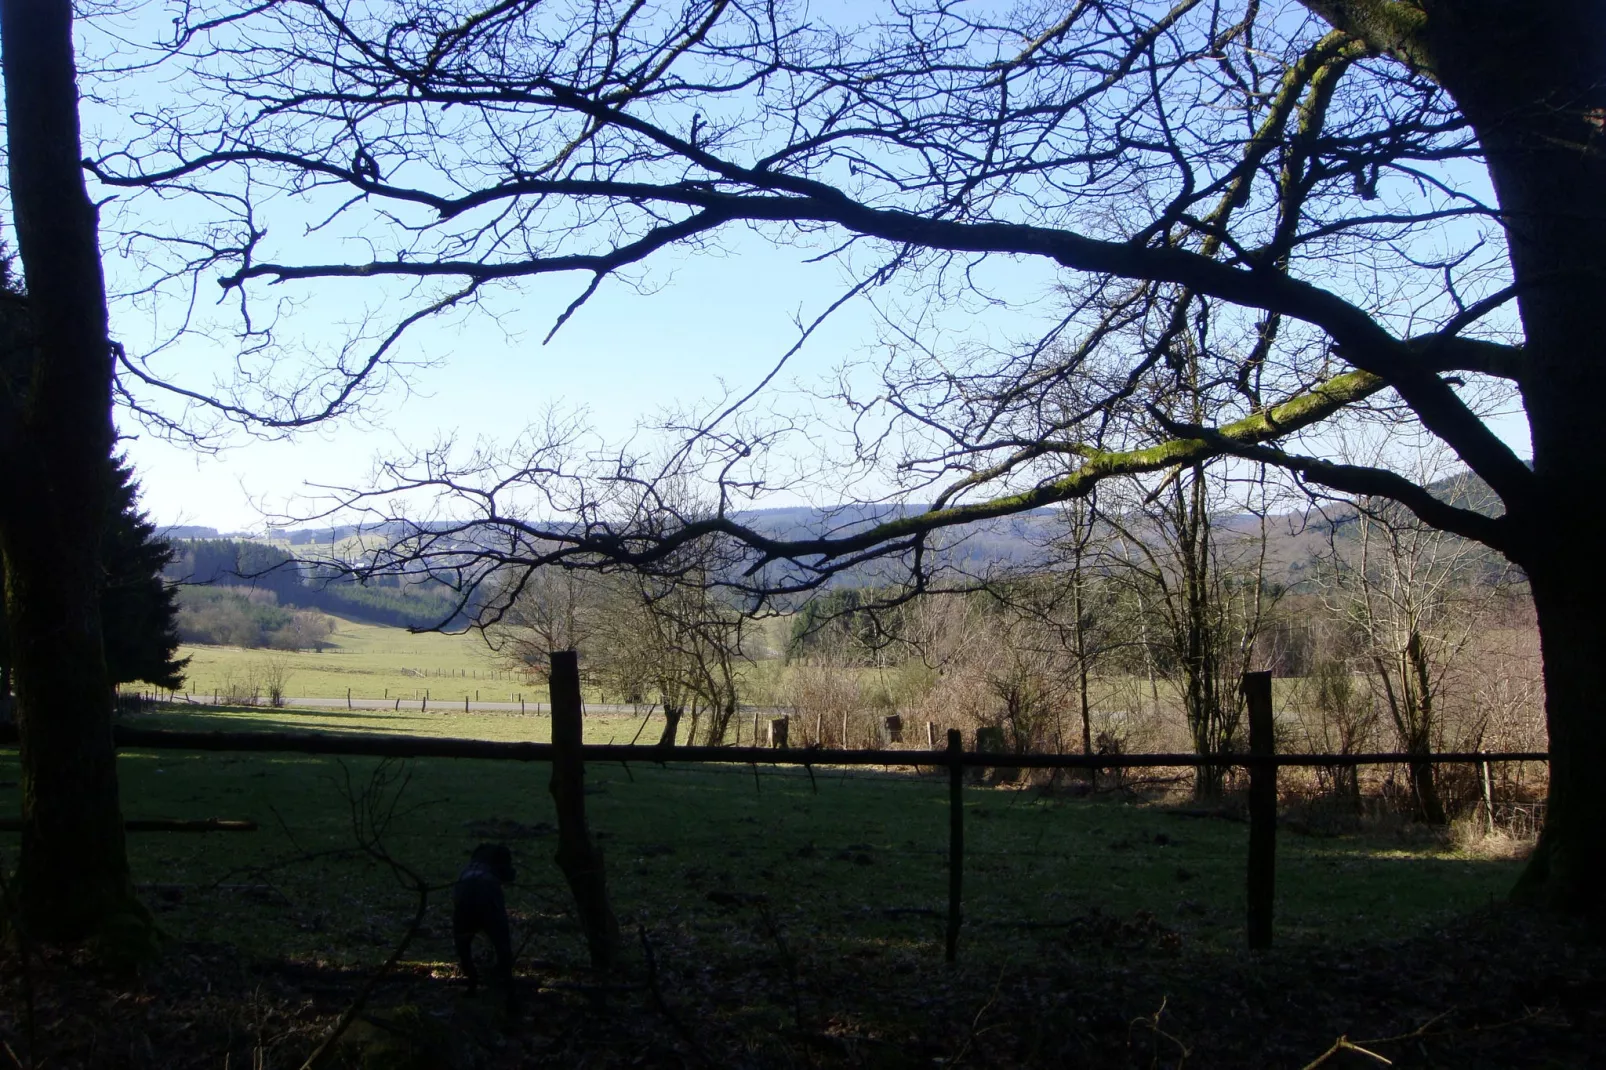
[0,710,1551,956]
[69,726,1556,770]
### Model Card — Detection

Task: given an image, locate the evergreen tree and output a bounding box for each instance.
[99,459,186,690]
[0,459,186,699]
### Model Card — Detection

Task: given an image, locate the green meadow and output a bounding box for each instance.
[1,700,1524,975]
[172,618,531,703]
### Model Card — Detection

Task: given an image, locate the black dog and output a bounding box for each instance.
[453,843,517,1007]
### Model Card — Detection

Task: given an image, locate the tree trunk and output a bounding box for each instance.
[1513,560,1606,912]
[1415,3,1606,912]
[0,0,149,947]
[1406,758,1447,827]
[656,704,682,748]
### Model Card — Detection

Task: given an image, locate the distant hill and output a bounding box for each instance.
[195,470,1513,603]
[164,538,461,629]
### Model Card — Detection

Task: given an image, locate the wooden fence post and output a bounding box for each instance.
[549,650,620,972]
[1479,751,1495,834]
[1245,670,1275,950]
[946,728,964,963]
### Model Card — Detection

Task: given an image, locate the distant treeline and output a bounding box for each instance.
[167,539,460,631]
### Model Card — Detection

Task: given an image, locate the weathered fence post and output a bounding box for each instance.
[549,650,620,971]
[946,728,964,963]
[1244,670,1275,950]
[926,721,936,750]
[1479,751,1495,834]
[346,687,352,709]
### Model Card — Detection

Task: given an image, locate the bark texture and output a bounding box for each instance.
[0,0,147,944]
[1407,0,1606,910]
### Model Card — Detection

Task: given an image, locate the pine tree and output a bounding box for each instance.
[0,458,187,701]
[98,459,187,690]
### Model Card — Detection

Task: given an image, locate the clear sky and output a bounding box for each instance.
[114,230,1004,531]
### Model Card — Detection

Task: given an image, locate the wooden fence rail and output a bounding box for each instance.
[0,724,1546,770]
[0,720,1550,956]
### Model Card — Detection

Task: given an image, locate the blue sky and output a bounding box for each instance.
[75,2,1532,532]
[116,228,1041,530]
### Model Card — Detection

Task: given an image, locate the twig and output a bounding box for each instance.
[300,759,448,1069]
[1300,1011,1457,1069]
[756,902,809,1053]
[949,966,1008,1068]
[297,878,429,1070]
[627,707,656,746]
[1300,1036,1393,1068]
[1128,997,1191,1070]
[638,925,717,1067]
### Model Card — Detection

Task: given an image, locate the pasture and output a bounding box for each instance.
[173,617,529,704]
[55,705,1529,960]
[2,699,1562,1066]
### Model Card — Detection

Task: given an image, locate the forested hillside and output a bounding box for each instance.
[167,539,459,639]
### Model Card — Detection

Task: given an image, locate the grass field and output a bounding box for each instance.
[0,699,1551,1067]
[173,617,528,703]
[6,701,1525,969]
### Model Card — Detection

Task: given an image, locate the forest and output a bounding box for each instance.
[167,539,461,637]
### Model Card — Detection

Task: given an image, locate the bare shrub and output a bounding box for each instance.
[788,661,866,747]
[260,657,293,708]
[217,668,261,706]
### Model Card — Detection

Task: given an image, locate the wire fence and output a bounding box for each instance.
[3,669,1555,960]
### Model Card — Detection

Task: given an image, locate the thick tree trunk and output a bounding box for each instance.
[0,0,148,945]
[1513,561,1606,912]
[1417,2,1606,912]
